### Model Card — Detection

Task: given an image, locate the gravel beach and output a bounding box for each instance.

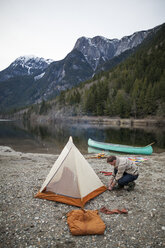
[0,146,165,248]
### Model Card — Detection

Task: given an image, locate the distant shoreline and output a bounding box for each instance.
[31,115,165,128]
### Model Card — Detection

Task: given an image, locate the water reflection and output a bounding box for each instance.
[0,120,165,154]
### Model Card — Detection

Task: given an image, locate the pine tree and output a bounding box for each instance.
[144,84,155,115]
[39,100,48,115]
[59,91,65,106]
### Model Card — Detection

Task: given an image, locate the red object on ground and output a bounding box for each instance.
[100,206,128,214]
[100,171,113,176]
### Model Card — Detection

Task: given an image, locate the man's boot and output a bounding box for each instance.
[114,184,124,190]
[127,181,135,191]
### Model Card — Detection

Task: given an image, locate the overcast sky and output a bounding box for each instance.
[0,0,165,70]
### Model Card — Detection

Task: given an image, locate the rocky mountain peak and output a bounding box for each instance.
[74,36,117,70]
[73,29,154,70]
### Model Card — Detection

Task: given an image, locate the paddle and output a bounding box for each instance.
[146,142,155,147]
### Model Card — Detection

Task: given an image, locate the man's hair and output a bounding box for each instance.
[107,156,116,163]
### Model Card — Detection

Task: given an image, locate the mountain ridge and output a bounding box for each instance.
[0,23,163,112]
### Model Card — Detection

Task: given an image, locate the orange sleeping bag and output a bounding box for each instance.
[67,209,106,235]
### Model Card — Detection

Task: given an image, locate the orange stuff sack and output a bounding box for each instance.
[67,209,106,235]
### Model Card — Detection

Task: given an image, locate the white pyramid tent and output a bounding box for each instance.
[35,137,107,207]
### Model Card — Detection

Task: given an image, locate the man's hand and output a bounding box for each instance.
[108,179,113,190]
[108,185,113,191]
[108,180,116,191]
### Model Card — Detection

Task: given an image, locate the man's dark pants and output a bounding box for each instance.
[114,169,138,186]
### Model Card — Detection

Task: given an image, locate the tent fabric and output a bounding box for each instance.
[35,186,106,208]
[67,209,106,235]
[35,137,107,207]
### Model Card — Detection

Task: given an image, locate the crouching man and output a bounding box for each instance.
[107,156,139,191]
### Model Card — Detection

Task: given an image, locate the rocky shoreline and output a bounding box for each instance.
[0,146,165,248]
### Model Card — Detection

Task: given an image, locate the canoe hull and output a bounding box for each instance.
[88,139,153,155]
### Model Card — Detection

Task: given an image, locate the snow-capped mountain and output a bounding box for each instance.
[0,55,53,82]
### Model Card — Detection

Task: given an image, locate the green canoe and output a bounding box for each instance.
[88,138,153,155]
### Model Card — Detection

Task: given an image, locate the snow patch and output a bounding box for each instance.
[13,55,53,68]
[34,72,45,81]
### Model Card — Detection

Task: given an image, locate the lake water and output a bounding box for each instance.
[0,120,165,154]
